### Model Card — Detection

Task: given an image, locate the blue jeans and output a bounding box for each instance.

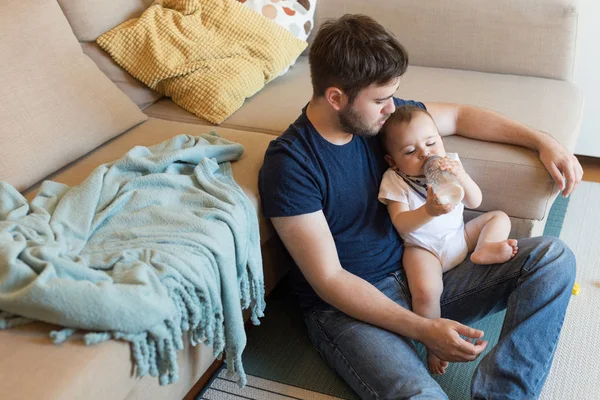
[304,236,576,399]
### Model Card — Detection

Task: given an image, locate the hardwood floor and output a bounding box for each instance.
[578,155,600,183]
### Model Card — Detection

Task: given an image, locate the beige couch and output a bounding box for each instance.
[0,0,581,399]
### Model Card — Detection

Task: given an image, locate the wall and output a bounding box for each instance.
[574,0,600,157]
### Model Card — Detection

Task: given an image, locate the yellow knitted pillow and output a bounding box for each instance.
[97,0,307,124]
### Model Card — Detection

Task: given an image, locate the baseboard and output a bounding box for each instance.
[183,358,224,400]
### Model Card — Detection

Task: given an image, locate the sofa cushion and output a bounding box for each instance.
[0,0,147,192]
[144,56,582,221]
[145,56,582,150]
[1,322,139,400]
[0,322,213,400]
[311,0,578,80]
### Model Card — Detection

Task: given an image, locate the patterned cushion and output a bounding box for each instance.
[238,0,316,41]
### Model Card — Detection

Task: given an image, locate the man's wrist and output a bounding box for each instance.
[530,129,552,153]
[409,314,432,342]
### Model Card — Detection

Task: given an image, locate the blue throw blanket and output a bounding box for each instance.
[0,133,265,386]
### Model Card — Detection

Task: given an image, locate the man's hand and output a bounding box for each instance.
[425,185,455,216]
[538,139,583,197]
[419,318,488,362]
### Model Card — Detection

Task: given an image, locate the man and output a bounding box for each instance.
[258,14,579,399]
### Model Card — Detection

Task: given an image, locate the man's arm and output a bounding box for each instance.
[271,210,488,362]
[424,102,583,197]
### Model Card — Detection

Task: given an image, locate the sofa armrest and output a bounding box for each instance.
[444,135,558,222]
[311,0,578,80]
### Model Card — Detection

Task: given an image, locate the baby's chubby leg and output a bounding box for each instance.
[402,246,448,375]
[403,247,444,317]
[465,210,518,265]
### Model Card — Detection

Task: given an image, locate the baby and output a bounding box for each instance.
[378,105,518,375]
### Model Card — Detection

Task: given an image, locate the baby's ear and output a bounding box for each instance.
[384,154,396,169]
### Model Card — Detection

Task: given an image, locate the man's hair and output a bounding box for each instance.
[380,105,434,151]
[309,14,409,104]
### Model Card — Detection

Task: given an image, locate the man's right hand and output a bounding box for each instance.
[424,185,455,216]
[419,318,488,362]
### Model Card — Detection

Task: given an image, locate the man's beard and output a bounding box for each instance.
[338,105,388,138]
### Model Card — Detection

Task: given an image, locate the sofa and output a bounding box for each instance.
[0,0,581,399]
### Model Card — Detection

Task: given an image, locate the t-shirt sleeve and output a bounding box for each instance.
[393,97,426,110]
[258,139,323,218]
[378,169,411,206]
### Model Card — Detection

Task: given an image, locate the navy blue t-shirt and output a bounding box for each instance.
[258,98,426,310]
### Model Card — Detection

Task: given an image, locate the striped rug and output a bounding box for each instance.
[199,183,598,399]
[200,369,344,399]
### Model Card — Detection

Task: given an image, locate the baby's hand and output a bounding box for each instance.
[425,185,455,216]
[438,157,468,181]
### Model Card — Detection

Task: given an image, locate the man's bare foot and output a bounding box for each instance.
[427,351,449,375]
[471,239,518,264]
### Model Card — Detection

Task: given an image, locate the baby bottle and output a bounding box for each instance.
[423,155,465,206]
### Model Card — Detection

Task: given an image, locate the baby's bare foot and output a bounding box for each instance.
[427,351,449,375]
[471,239,518,265]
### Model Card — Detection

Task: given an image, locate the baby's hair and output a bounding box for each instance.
[380,105,435,151]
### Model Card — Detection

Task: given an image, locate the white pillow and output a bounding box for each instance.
[239,0,316,41]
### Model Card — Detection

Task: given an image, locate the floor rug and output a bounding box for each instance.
[540,181,600,399]
[199,183,597,399]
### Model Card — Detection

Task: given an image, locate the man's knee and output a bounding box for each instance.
[525,236,576,285]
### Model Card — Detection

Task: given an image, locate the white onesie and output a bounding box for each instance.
[378,154,468,271]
